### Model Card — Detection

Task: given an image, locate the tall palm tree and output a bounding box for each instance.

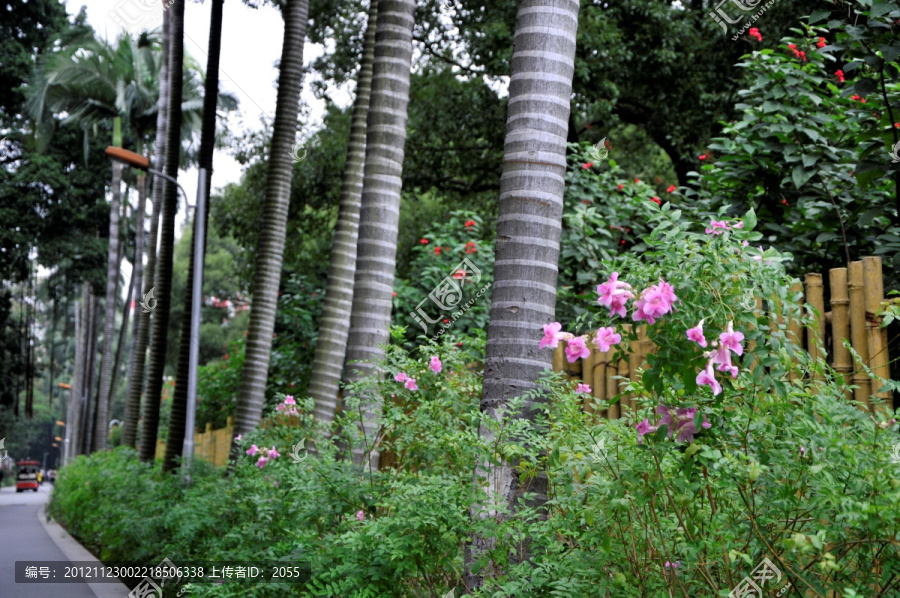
[164,0,224,472]
[463,0,581,589]
[233,0,311,436]
[308,0,379,424]
[139,0,186,462]
[341,0,417,468]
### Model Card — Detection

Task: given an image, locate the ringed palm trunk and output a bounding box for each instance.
[233,0,310,435]
[340,0,417,469]
[93,149,123,452]
[65,281,90,461]
[164,0,224,472]
[463,0,580,589]
[123,9,169,449]
[139,0,185,462]
[308,0,379,424]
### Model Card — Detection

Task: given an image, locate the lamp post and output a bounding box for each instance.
[105,146,207,479]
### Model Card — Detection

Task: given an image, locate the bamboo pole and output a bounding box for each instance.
[584,340,600,416]
[638,325,653,370]
[604,358,617,420]
[787,282,804,382]
[552,344,565,375]
[829,268,852,399]
[848,261,871,409]
[610,357,628,419]
[805,273,826,381]
[863,257,891,410]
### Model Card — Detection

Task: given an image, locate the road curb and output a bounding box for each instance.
[37,505,132,598]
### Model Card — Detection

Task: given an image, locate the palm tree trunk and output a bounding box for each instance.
[233,0,310,435]
[140,0,185,462]
[81,293,99,454]
[463,0,580,590]
[122,10,169,448]
[93,158,123,451]
[340,0,416,469]
[66,282,90,461]
[164,0,224,472]
[308,0,379,425]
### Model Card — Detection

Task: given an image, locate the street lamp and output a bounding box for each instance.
[105,146,208,480]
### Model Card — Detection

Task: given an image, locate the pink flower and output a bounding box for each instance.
[696,361,722,396]
[658,405,712,443]
[539,322,564,349]
[429,355,443,373]
[269,446,281,459]
[636,419,658,444]
[686,321,707,347]
[234,434,242,442]
[719,321,745,356]
[405,378,418,391]
[799,446,806,457]
[395,372,409,383]
[256,456,269,468]
[246,444,259,456]
[733,221,744,229]
[595,326,622,352]
[597,272,634,318]
[284,395,296,405]
[276,403,286,412]
[565,336,591,362]
[356,510,365,521]
[575,383,592,394]
[633,279,678,324]
[705,219,731,235]
[712,345,738,378]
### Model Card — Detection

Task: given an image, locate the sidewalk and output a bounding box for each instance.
[0,484,131,598]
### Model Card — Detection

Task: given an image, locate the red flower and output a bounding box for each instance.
[894,123,900,129]
[465,241,477,254]
[224,354,230,360]
[443,318,450,324]
[582,162,593,170]
[582,199,591,204]
[420,238,429,244]
[851,94,860,100]
[634,178,641,183]
[464,220,476,228]
[620,240,626,245]
[699,154,707,161]
[617,183,624,190]
[781,199,789,206]
[457,341,463,347]
[435,247,441,255]
[836,69,845,83]
[666,184,676,193]
[650,197,662,205]
[392,291,397,297]
[749,27,762,42]
[817,37,826,48]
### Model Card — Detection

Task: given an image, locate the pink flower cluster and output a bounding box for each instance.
[246,444,281,468]
[596,272,678,325]
[429,355,442,373]
[394,372,418,391]
[636,405,711,445]
[705,218,743,236]
[275,395,299,416]
[688,320,745,396]
[540,324,624,363]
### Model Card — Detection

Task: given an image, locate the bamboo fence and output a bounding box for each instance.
[553,256,894,415]
[155,416,234,466]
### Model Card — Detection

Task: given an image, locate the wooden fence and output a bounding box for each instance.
[155,416,234,466]
[552,256,893,415]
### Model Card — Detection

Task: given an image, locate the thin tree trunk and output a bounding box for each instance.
[25,264,35,418]
[340,0,417,469]
[81,292,99,454]
[94,160,123,451]
[165,0,224,472]
[233,0,310,436]
[463,0,580,590]
[109,243,135,424]
[123,16,169,447]
[66,282,89,462]
[119,175,146,446]
[48,276,58,408]
[308,0,378,425]
[140,0,185,462]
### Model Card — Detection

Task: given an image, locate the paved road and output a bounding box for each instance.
[0,483,129,598]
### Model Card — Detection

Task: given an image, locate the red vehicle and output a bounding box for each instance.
[15,460,40,493]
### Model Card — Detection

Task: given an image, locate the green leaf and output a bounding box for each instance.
[808,9,832,22]
[792,165,815,189]
[870,2,898,18]
[743,207,757,231]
